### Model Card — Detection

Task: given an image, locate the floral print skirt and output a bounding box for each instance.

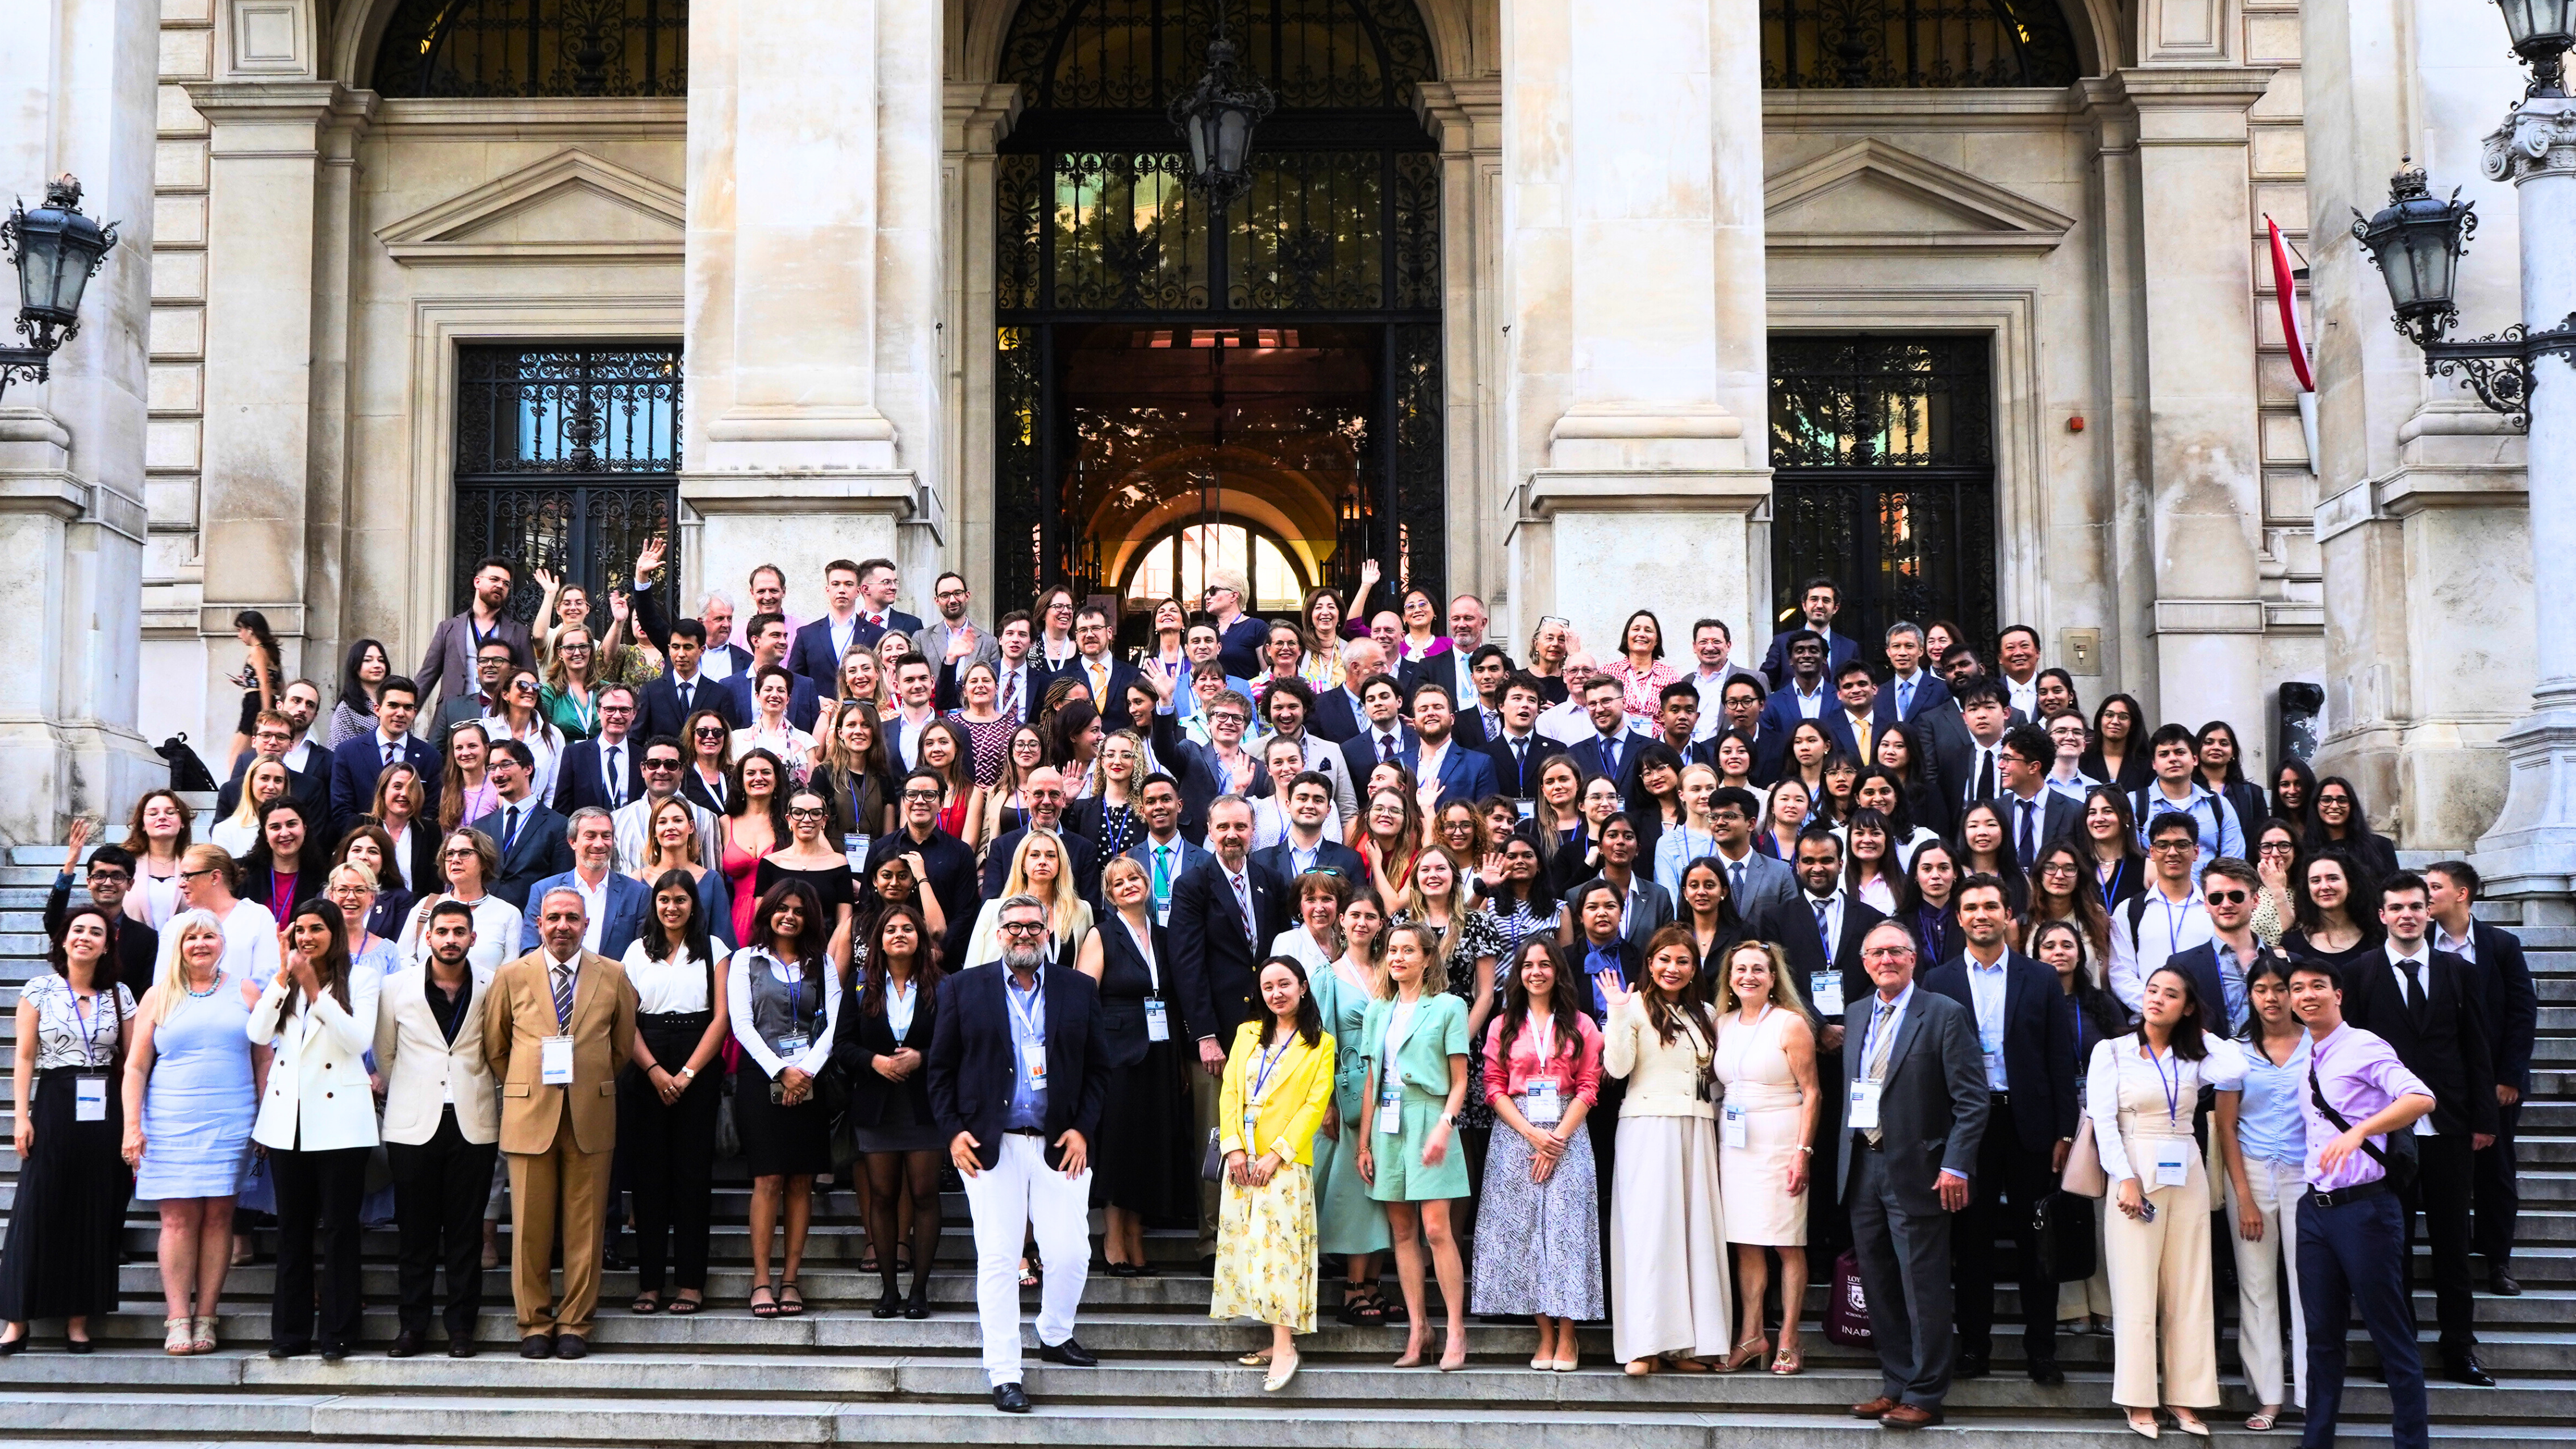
[1209,1161,1318,1333]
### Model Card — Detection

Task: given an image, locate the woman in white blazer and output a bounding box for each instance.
[247,901,381,1360]
[371,897,501,1348]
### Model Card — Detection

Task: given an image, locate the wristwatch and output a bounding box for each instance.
[677,1066,696,1081]
[1439,1110,1459,1126]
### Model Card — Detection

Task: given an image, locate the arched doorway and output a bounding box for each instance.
[991,0,1443,642]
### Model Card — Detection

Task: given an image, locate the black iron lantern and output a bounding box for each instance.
[1168,18,1275,208]
[2495,0,2575,93]
[2351,160,2477,348]
[3,176,119,354]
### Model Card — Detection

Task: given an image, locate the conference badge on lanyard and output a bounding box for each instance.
[1377,1072,1404,1134]
[1810,970,1843,1018]
[1009,986,1047,1088]
[1723,1104,1749,1149]
[540,1036,575,1085]
[1522,1017,1562,1125]
[1143,996,1170,1042]
[1848,1081,1883,1131]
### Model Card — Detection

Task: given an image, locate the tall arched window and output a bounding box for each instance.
[370,0,690,98]
[1760,0,2081,88]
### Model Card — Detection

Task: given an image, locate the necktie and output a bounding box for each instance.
[550,962,574,1032]
[1813,897,1832,959]
[2017,797,2036,867]
[1898,678,1914,718]
[1862,998,1899,1146]
[678,680,693,714]
[1380,733,1397,763]
[2405,959,2429,1020]
[1230,873,1255,940]
[1730,860,1747,898]
[1975,749,1995,803]
[607,745,624,807]
[1602,736,1621,777]
[1001,670,1021,719]
[1512,737,1527,783]
[500,805,523,855]
[383,741,397,767]
[1853,716,1872,762]
[1151,845,1171,903]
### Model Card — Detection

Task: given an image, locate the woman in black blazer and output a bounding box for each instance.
[830,903,943,1319]
[330,824,415,939]
[1071,857,1193,1275]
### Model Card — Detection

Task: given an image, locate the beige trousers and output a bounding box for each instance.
[2103,1130,2218,1409]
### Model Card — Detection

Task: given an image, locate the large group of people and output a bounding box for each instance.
[0,553,2537,1449]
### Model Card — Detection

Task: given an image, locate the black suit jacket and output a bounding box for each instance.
[219,746,335,832]
[330,733,443,828]
[866,828,981,971]
[1995,789,2083,868]
[1337,722,1417,792]
[925,962,1111,1171]
[830,975,940,1129]
[720,670,824,736]
[1051,656,1144,730]
[1167,856,1291,1046]
[2460,922,2540,1095]
[550,737,648,816]
[463,801,576,911]
[2343,946,2500,1137]
[787,616,866,688]
[637,669,742,741]
[1759,628,1861,690]
[1758,892,1888,1024]
[1482,731,1567,798]
[1563,728,1651,795]
[1919,951,2078,1155]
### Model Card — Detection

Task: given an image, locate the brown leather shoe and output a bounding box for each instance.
[1881,1405,1944,1430]
[1851,1397,1901,1419]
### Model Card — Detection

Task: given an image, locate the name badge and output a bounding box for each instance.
[1515,799,1535,822]
[776,1033,809,1059]
[74,1074,108,1122]
[1378,1078,1404,1134]
[1722,1104,1750,1149]
[1242,1110,1260,1143]
[1848,1080,1883,1131]
[1022,1041,1049,1085]
[843,833,871,873]
[1154,897,1173,928]
[1143,997,1170,1042]
[1810,971,1843,1018]
[540,1035,575,1085]
[1523,1078,1562,1126]
[2152,1138,2190,1188]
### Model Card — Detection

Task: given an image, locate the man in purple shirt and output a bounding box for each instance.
[2290,957,2436,1449]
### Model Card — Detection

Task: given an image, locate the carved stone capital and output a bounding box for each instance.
[2484,95,2576,182]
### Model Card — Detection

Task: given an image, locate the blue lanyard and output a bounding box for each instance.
[2147,1041,2182,1125]
[2098,858,2126,912]
[1249,1034,1295,1104]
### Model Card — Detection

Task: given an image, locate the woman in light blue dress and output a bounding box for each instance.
[1310,891,1394,1325]
[122,909,266,1355]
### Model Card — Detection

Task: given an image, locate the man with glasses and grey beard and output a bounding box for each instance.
[928,893,1112,1414]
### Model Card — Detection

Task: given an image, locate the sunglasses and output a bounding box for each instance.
[694,727,727,738]
[442,847,479,859]
[2207,889,2249,905]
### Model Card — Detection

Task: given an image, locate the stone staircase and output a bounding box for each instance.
[0,844,2570,1445]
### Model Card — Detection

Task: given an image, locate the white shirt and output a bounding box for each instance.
[621,939,713,1013]
[219,898,286,986]
[398,893,523,974]
[1887,670,1930,719]
[2005,673,2040,721]
[698,646,737,683]
[1688,668,1740,740]
[2106,885,2215,1012]
[726,945,844,1079]
[2435,923,2476,964]
[2384,938,2440,1134]
[613,795,726,876]
[595,734,633,808]
[2085,1030,2247,1183]
[566,870,610,954]
[1965,947,2010,1089]
[1788,680,1828,720]
[282,737,318,775]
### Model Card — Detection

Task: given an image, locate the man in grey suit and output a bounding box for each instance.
[1706,787,1797,923]
[912,571,1001,677]
[1840,920,1988,1430]
[416,555,533,705]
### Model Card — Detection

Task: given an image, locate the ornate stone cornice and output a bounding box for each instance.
[2484,95,2576,182]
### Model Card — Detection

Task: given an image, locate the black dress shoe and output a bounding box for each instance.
[1039,1335,1098,1367]
[993,1382,1031,1413]
[267,1342,307,1360]
[2489,1264,2523,1297]
[1955,1350,1991,1380]
[553,1334,589,1360]
[320,1344,347,1364]
[2029,1362,2065,1387]
[519,1334,554,1359]
[389,1330,422,1359]
[64,1338,91,1355]
[2446,1356,2495,1388]
[904,1284,930,1321]
[874,1288,903,1319]
[448,1335,477,1358]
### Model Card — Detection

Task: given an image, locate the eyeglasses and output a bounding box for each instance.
[2151,841,2197,853]
[787,807,827,820]
[2207,889,2249,905]
[998,920,1047,936]
[179,867,217,882]
[442,848,479,859]
[1207,713,1246,726]
[2258,841,2296,855]
[87,868,130,884]
[901,788,942,801]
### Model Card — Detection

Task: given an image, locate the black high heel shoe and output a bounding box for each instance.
[904,1282,931,1321]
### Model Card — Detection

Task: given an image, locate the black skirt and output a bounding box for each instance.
[0,1068,132,1321]
[733,1058,834,1177]
[1089,1038,1198,1223]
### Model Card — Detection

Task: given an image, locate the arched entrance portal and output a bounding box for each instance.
[992,0,1443,642]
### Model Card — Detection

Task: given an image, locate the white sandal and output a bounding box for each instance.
[164,1317,195,1355]
[191,1315,219,1354]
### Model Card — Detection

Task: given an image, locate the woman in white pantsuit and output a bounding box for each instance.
[1601,925,1730,1375]
[2214,953,2308,1430]
[2090,964,2244,1438]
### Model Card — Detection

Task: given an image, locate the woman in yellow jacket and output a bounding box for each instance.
[1212,954,1338,1392]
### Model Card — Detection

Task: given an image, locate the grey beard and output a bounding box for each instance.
[1001,943,1046,974]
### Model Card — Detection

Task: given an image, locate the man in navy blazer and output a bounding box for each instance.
[851,557,925,650]
[978,769,1099,901]
[1335,674,1419,787]
[1057,605,1143,730]
[1563,675,1654,792]
[1123,779,1214,920]
[635,616,745,740]
[1759,575,1862,688]
[1167,797,1291,1261]
[550,686,648,817]
[1408,684,1499,808]
[2426,860,2541,1293]
[1874,621,1953,730]
[1249,770,1365,886]
[516,809,653,959]
[631,575,752,690]
[1918,874,2077,1382]
[330,677,442,825]
[1482,673,1566,798]
[722,613,824,734]
[1757,630,1840,742]
[784,559,870,688]
[922,895,1112,1412]
[464,742,575,911]
[1305,638,1416,744]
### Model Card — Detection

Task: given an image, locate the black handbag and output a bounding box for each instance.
[2035,1191,2097,1282]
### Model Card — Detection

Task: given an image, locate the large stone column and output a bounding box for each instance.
[681,0,946,613]
[0,0,161,844]
[1501,0,1769,655]
[2471,93,2576,915]
[2104,66,2274,745]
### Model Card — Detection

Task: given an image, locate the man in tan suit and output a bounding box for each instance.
[482,886,636,1358]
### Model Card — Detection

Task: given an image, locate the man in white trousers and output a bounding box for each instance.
[927,893,1113,1413]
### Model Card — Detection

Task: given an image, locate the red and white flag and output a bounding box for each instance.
[2266,214,2319,475]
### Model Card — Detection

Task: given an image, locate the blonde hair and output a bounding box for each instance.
[1398,842,1475,927]
[327,861,379,893]
[149,908,229,1025]
[181,842,237,896]
[1380,920,1449,997]
[1003,828,1086,938]
[227,759,291,830]
[1714,938,1810,1018]
[642,796,704,871]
